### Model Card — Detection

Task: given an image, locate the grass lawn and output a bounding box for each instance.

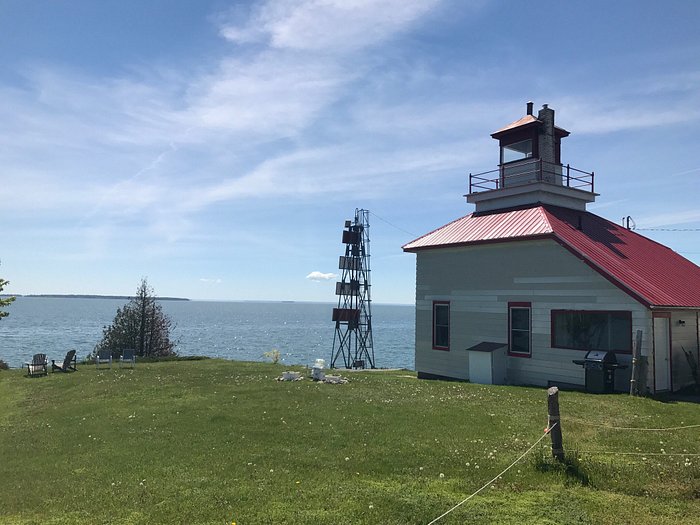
[1,360,698,524]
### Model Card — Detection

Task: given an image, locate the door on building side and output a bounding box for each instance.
[653,313,672,392]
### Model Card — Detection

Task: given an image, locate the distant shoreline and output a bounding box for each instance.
[4,294,190,301]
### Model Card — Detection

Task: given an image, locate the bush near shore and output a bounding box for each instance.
[0,360,698,524]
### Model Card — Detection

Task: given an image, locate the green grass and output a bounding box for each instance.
[1,360,698,524]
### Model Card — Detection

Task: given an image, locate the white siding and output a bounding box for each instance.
[413,239,652,389]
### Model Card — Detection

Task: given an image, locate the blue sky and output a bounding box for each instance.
[1,0,699,304]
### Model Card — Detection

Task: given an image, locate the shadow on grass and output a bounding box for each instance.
[532,447,590,486]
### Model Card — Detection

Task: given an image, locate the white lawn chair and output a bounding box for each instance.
[95,349,112,369]
[120,348,136,368]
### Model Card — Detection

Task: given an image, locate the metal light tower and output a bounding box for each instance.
[331,208,375,369]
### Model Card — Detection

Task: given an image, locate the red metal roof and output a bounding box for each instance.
[403,205,700,308]
[491,114,540,136]
[491,114,570,139]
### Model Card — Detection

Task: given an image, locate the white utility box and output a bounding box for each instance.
[466,342,508,385]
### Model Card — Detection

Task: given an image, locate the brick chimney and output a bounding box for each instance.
[537,104,556,165]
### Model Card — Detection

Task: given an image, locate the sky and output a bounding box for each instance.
[1,0,699,304]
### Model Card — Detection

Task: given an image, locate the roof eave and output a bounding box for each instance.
[490,120,540,140]
[403,233,555,253]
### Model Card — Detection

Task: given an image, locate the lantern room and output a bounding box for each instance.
[467,102,597,213]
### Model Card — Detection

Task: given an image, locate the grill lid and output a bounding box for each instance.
[584,350,618,363]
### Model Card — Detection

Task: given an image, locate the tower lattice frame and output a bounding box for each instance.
[331,209,375,369]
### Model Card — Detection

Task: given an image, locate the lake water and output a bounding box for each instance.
[0,297,415,370]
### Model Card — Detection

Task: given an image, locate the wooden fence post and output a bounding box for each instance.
[547,386,565,461]
[629,330,643,396]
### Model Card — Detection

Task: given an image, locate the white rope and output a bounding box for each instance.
[426,423,557,525]
[562,420,700,432]
[577,450,700,457]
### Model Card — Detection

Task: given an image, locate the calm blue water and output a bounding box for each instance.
[0,297,415,370]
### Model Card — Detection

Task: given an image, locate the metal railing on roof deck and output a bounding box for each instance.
[468,159,594,195]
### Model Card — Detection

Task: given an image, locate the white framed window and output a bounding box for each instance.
[509,302,531,357]
[433,301,449,350]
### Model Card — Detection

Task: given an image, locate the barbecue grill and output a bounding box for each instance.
[572,350,625,393]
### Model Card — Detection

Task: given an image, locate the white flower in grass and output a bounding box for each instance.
[439,473,445,479]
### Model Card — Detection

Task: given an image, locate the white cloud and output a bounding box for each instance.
[636,209,700,229]
[183,54,352,136]
[306,271,337,282]
[6,0,699,269]
[200,278,223,284]
[220,0,440,52]
[553,71,700,135]
[0,0,448,238]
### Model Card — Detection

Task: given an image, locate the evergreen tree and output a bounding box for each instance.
[0,276,15,320]
[95,278,176,358]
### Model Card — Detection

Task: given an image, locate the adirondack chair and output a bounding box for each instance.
[119,348,136,368]
[95,349,112,369]
[52,349,77,372]
[25,353,48,377]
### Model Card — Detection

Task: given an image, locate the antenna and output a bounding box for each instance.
[331,208,375,369]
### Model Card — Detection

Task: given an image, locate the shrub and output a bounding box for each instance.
[263,349,281,364]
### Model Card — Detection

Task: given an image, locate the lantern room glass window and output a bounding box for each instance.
[501,139,533,164]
